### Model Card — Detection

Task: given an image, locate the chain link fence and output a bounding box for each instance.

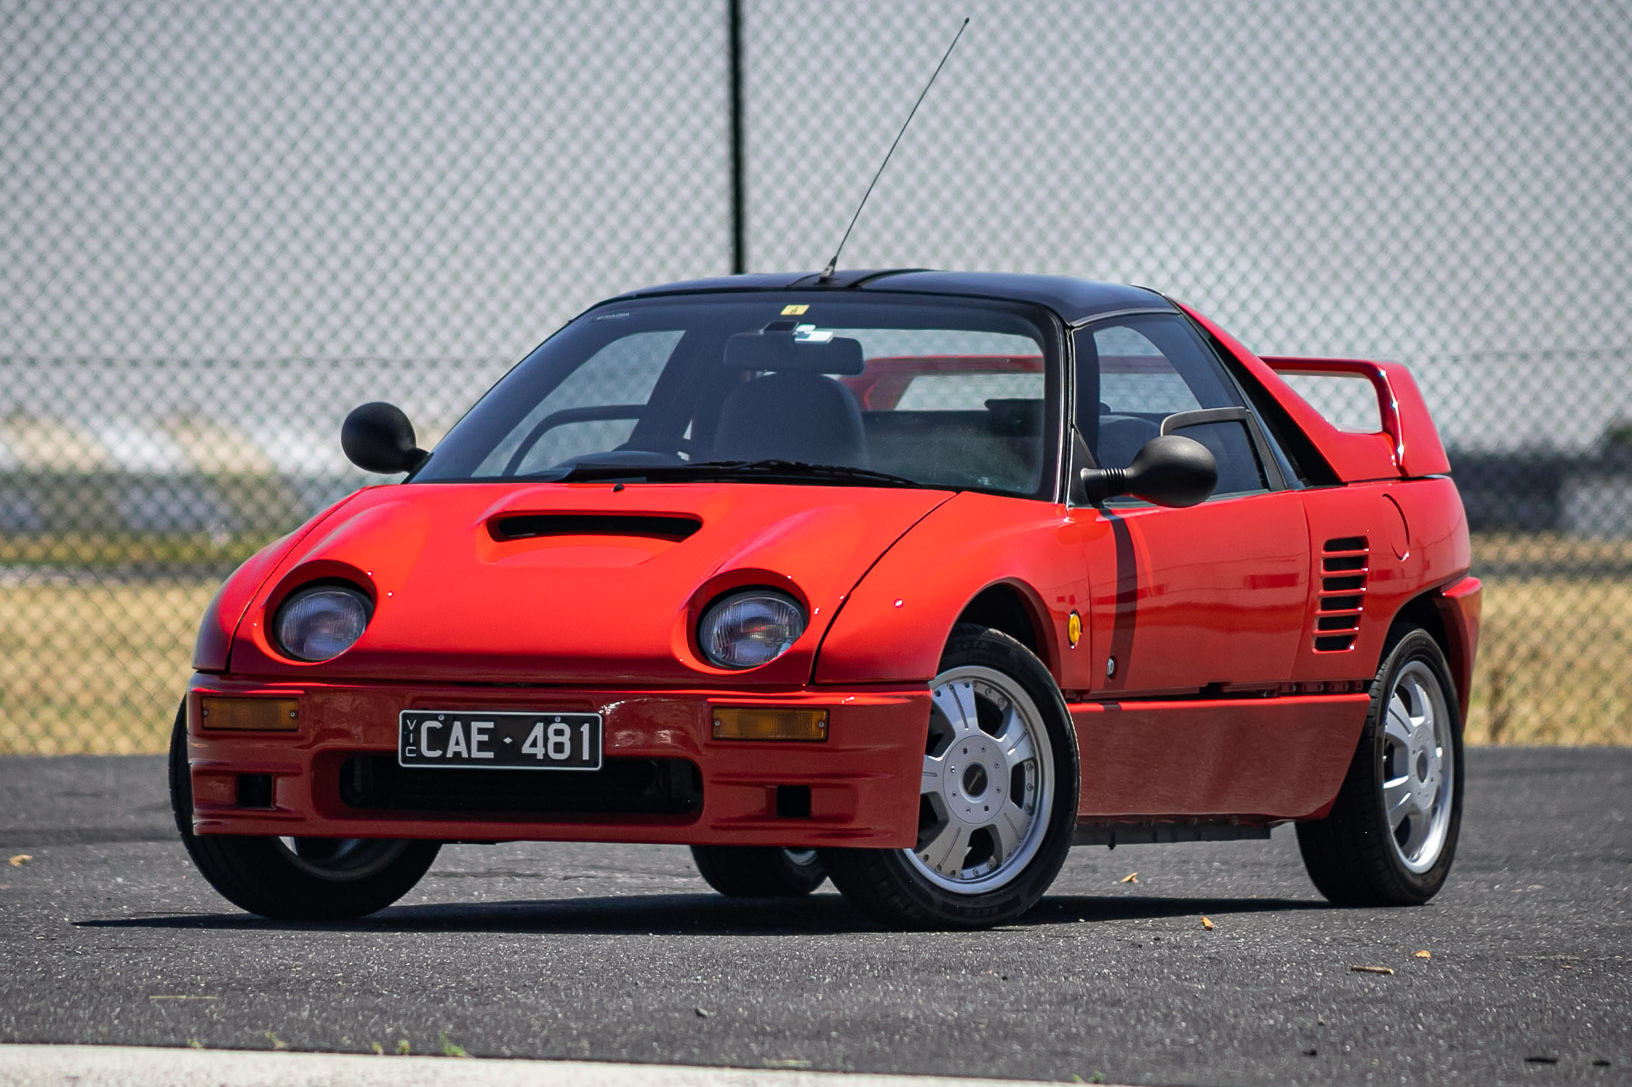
[3,0,1629,753]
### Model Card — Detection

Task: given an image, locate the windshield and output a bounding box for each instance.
[414,292,1062,497]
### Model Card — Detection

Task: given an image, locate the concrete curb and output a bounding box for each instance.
[0,1045,1091,1087]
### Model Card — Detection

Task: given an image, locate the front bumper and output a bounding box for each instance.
[183,675,929,848]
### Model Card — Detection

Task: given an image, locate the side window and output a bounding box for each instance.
[1075,316,1268,497]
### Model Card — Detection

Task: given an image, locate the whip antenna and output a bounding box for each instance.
[820,17,969,281]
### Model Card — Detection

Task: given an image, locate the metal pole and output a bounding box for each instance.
[727,0,747,274]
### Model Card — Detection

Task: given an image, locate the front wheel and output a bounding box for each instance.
[1297,628,1464,906]
[168,703,441,920]
[690,846,827,897]
[822,625,1080,929]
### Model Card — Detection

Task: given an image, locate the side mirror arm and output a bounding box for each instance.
[1078,465,1125,505]
[1078,434,1218,508]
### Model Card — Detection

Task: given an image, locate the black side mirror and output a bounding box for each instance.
[342,402,427,475]
[1080,434,1218,508]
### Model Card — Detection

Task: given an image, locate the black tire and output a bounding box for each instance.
[821,625,1080,929]
[169,702,441,920]
[690,846,827,897]
[1297,628,1464,906]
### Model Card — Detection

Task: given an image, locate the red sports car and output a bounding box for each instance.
[171,270,1480,929]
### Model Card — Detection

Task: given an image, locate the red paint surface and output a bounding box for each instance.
[815,491,1082,686]
[186,676,927,847]
[1079,491,1311,696]
[1434,576,1483,719]
[226,482,952,687]
[1073,694,1370,818]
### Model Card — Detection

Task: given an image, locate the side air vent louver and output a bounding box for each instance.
[1314,536,1369,652]
[490,513,701,542]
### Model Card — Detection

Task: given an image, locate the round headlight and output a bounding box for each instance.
[699,589,807,669]
[274,584,372,662]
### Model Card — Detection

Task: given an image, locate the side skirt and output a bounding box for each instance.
[1073,821,1274,848]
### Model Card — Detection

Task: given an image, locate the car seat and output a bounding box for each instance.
[712,370,870,467]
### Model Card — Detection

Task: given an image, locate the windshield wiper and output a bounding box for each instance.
[531,458,923,488]
[682,459,923,487]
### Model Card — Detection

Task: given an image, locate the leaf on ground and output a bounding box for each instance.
[1350,965,1395,975]
[1119,872,1139,884]
[1200,915,1215,930]
[1414,950,1432,959]
[8,855,32,867]
[396,1040,411,1055]
[439,1031,469,1058]
[265,1031,287,1051]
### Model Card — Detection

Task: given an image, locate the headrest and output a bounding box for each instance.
[724,331,865,375]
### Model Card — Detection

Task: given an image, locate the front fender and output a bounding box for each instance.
[813,492,1093,687]
[191,489,374,672]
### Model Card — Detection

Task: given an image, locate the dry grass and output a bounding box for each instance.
[0,531,264,569]
[1460,531,1632,745]
[1,531,1628,754]
[0,580,215,755]
[1471,530,1632,569]
[1463,577,1632,745]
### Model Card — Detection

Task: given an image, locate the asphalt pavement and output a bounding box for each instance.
[1,748,1627,1086]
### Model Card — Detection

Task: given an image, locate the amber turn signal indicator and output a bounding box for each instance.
[711,707,828,742]
[198,697,299,731]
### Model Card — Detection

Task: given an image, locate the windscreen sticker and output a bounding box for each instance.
[792,323,834,343]
[779,304,810,316]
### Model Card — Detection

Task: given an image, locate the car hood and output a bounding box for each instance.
[227,481,953,685]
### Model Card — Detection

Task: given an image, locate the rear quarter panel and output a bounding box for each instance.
[1294,478,1472,684]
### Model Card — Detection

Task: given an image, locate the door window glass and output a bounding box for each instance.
[1075,315,1267,494]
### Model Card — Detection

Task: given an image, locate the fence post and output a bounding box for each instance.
[727,0,747,274]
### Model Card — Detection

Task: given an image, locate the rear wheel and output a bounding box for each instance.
[690,846,827,897]
[168,702,440,919]
[1297,628,1464,906]
[822,626,1079,929]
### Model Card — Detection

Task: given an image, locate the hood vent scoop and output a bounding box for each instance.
[490,513,702,543]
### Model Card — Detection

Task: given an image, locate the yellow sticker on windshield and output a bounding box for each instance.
[780,304,809,316]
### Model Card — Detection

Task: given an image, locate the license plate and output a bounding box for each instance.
[398,710,603,770]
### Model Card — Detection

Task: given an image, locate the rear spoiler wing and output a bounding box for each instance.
[1260,357,1451,480]
[1175,303,1450,482]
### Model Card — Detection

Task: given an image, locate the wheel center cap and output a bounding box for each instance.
[962,763,989,797]
[1416,751,1429,781]
[943,737,1006,825]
